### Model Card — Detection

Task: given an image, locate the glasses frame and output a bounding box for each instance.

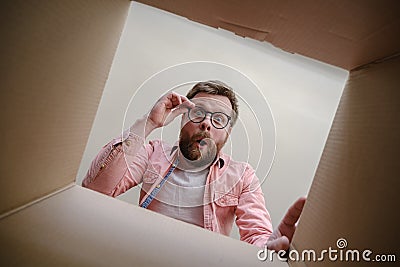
[187,107,231,129]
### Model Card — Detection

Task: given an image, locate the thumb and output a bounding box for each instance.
[170,105,187,118]
[267,236,290,252]
[163,106,186,126]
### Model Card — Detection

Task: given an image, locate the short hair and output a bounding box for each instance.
[186,80,239,126]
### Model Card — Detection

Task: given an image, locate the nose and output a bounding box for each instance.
[199,115,212,131]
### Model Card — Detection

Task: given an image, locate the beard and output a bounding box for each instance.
[179,130,220,168]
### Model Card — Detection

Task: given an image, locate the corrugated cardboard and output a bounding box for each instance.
[0,185,287,267]
[290,55,400,266]
[0,0,399,266]
[135,0,400,70]
[0,0,130,215]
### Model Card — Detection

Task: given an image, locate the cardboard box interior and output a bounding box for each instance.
[1,185,286,267]
[136,0,400,70]
[1,0,399,266]
[0,0,130,215]
[291,54,400,267]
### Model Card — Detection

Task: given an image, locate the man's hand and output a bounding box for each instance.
[266,197,306,252]
[146,92,195,133]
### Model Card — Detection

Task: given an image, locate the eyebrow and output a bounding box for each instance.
[194,106,232,117]
[192,100,232,113]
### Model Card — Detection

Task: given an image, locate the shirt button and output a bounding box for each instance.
[156,184,161,188]
[125,140,131,146]
[100,164,105,169]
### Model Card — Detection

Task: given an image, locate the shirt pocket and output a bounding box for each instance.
[214,191,239,207]
[142,169,159,184]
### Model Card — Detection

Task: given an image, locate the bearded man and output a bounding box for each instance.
[83,80,305,251]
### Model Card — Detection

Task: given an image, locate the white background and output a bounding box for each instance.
[76,2,348,240]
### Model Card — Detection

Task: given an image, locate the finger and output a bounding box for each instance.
[267,236,290,252]
[275,197,306,242]
[169,105,187,119]
[170,93,196,108]
[179,95,195,108]
[167,92,185,108]
[160,92,178,109]
[172,92,182,105]
[161,103,189,126]
[282,196,306,226]
[178,99,195,110]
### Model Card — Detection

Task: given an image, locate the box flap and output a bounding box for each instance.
[0,185,286,266]
[0,0,130,214]
[290,55,400,266]
[135,0,400,70]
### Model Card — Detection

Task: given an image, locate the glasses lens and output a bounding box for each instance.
[188,107,230,129]
[189,107,205,122]
[211,112,229,129]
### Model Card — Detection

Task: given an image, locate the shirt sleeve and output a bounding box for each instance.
[82,129,152,197]
[235,164,273,248]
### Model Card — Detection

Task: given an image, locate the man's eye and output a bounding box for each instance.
[194,110,204,116]
[213,115,224,123]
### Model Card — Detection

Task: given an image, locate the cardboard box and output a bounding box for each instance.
[136,0,400,70]
[290,53,400,267]
[1,0,399,266]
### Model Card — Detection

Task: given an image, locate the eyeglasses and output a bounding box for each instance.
[187,107,231,129]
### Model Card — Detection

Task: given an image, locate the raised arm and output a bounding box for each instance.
[82,92,194,196]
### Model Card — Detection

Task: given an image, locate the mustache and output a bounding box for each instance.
[191,131,211,142]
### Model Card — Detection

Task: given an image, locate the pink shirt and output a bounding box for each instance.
[82,130,273,247]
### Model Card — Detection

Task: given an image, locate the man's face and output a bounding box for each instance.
[179,92,233,167]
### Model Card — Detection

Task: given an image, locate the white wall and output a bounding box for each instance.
[76,2,348,240]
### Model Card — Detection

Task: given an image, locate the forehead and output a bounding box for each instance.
[191,92,232,113]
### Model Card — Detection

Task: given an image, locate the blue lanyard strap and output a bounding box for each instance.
[140,157,179,209]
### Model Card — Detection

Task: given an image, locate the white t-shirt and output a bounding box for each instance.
[148,167,209,227]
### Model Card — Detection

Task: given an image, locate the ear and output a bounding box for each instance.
[227,125,233,135]
[222,126,232,145]
[180,111,191,131]
[224,125,232,140]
